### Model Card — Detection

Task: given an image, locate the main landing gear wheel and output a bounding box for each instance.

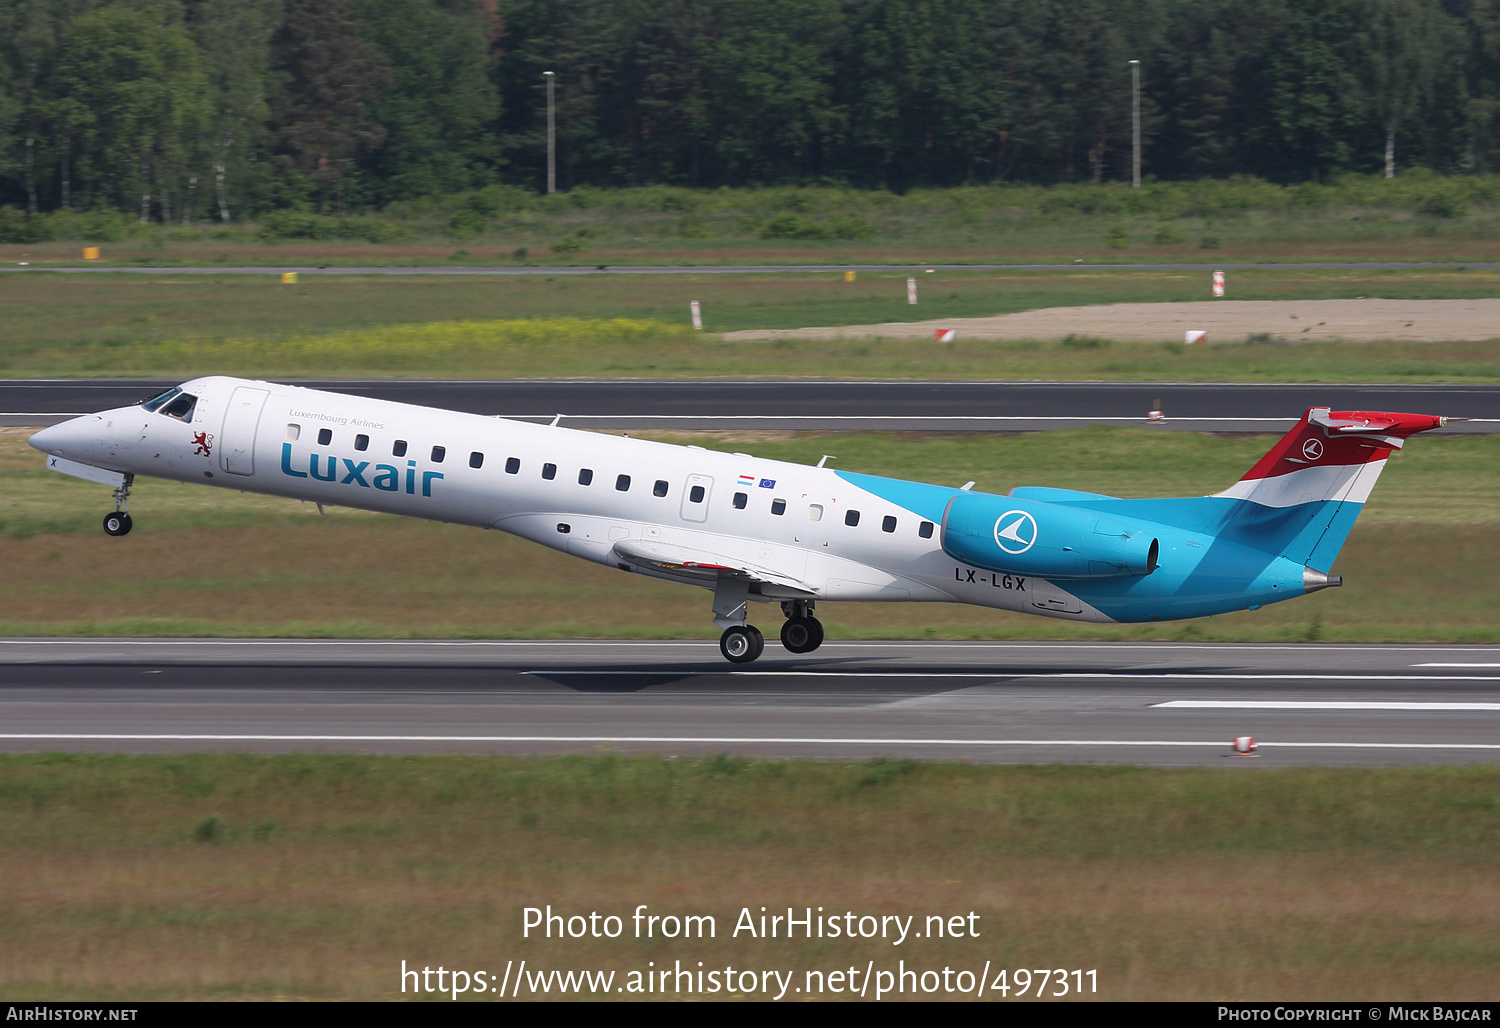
[719,625,765,663]
[102,512,133,537]
[780,616,824,654]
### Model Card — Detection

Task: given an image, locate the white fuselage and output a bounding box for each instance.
[35,375,1089,619]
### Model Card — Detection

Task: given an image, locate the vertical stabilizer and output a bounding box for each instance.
[1213,408,1447,571]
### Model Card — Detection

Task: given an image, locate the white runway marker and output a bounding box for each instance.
[528,670,1500,682]
[1154,700,1500,711]
[1,734,1497,750]
[1413,663,1500,668]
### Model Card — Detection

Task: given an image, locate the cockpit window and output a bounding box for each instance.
[159,392,198,421]
[142,387,181,413]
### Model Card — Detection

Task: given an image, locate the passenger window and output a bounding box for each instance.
[689,485,705,503]
[431,446,446,463]
[771,498,786,516]
[473,452,488,470]
[285,424,301,442]
[318,428,333,446]
[579,468,594,486]
[616,474,631,491]
[505,456,521,474]
[355,434,369,451]
[919,521,935,539]
[653,480,669,497]
[393,440,408,457]
[733,492,748,509]
[160,393,195,420]
[542,463,557,480]
[882,515,897,533]
[808,504,823,521]
[845,510,860,527]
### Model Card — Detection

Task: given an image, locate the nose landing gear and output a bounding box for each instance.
[102,474,134,537]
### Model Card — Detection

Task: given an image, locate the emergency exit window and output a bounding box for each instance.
[284,424,300,442]
[807,504,823,521]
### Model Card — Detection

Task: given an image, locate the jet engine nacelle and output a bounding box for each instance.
[941,492,1160,580]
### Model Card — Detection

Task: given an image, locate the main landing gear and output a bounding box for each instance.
[719,624,764,663]
[779,600,824,654]
[102,474,134,537]
[712,583,824,664]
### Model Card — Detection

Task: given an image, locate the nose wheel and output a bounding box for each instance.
[102,474,134,537]
[719,625,764,663]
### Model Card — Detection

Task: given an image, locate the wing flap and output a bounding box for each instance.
[613,539,814,594]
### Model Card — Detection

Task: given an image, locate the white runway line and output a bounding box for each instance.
[0,734,1497,750]
[1414,663,1500,668]
[529,670,1500,682]
[1154,700,1500,710]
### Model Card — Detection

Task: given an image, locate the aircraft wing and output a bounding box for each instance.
[612,539,815,595]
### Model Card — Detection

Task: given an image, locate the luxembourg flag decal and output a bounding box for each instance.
[737,473,756,486]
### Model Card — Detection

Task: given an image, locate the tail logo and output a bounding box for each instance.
[1300,438,1324,461]
[994,510,1038,554]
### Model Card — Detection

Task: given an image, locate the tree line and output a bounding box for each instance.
[1,0,1497,223]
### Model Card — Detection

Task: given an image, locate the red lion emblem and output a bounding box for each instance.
[193,432,213,457]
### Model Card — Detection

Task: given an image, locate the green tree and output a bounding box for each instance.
[271,0,392,214]
[53,6,211,221]
[841,0,1003,188]
[353,0,500,202]
[1355,0,1458,178]
[1246,0,1362,180]
[185,0,277,222]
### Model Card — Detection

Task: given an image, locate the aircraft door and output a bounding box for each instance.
[220,386,269,476]
[680,474,713,522]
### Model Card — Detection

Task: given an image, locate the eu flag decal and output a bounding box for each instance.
[759,478,776,488]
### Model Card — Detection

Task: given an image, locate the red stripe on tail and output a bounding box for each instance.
[1237,408,1445,483]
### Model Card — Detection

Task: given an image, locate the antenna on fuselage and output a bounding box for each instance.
[816,455,836,468]
[549,414,563,427]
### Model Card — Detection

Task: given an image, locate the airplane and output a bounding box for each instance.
[27,376,1451,663]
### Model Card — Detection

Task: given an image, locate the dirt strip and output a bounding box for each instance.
[722,298,1500,344]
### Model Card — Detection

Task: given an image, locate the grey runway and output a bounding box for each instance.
[3,378,1495,432]
[2,640,1497,766]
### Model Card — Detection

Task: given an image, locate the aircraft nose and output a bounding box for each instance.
[28,416,99,459]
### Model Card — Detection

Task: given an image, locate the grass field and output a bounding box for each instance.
[0,754,1495,1000]
[4,267,1500,380]
[3,426,1494,642]
[10,177,1500,268]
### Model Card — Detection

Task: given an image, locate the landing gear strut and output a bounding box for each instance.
[103,475,134,537]
[780,600,824,654]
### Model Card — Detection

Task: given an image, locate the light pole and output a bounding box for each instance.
[1129,60,1140,189]
[543,70,556,194]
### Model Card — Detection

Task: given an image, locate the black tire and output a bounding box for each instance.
[746,625,765,661]
[781,616,818,654]
[719,625,762,664]
[103,512,132,537]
